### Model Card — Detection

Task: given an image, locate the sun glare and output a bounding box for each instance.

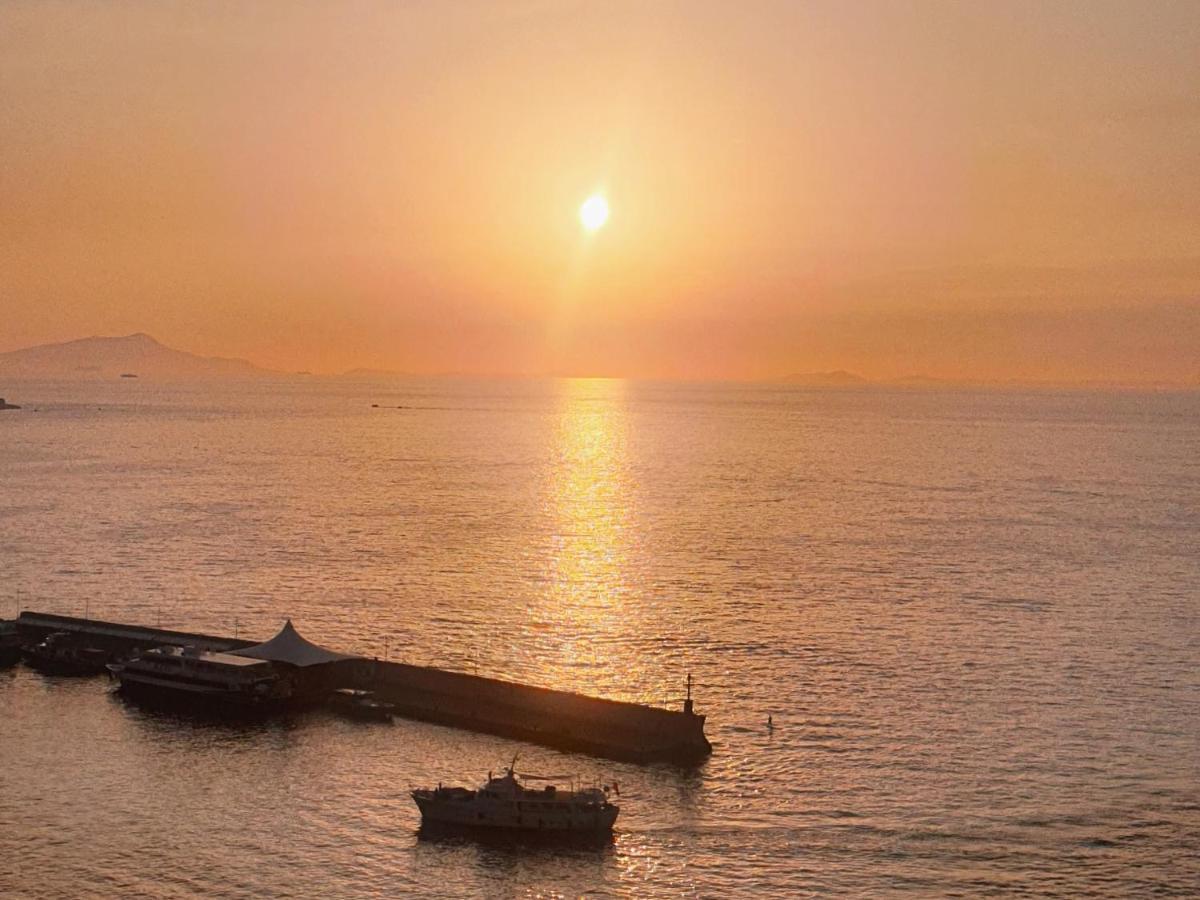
[579,194,609,232]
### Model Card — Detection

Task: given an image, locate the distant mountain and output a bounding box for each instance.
[887,374,954,387]
[340,367,409,378]
[0,333,274,379]
[779,370,869,386]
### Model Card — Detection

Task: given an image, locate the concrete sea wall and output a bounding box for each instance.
[368,660,711,763]
[12,611,712,764]
[15,611,255,653]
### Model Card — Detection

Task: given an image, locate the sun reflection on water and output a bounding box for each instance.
[536,378,636,695]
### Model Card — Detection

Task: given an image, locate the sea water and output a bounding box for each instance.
[1,379,1197,897]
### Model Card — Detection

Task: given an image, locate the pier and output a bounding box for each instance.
[11,611,712,764]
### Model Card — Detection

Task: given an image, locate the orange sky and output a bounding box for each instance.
[2,1,1198,382]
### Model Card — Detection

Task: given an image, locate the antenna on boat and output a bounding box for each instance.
[509,751,520,775]
[684,672,694,715]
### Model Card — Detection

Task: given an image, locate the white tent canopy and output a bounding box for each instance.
[232,620,359,667]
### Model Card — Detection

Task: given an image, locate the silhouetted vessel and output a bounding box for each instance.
[412,760,619,834]
[329,687,395,721]
[23,631,112,675]
[108,645,291,708]
[107,620,361,711]
[0,621,22,668]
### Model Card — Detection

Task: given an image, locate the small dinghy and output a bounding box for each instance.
[329,688,396,722]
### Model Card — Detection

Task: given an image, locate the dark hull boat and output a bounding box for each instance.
[108,645,292,713]
[413,762,619,836]
[329,688,395,722]
[111,679,296,720]
[111,672,293,711]
[107,620,361,715]
[23,632,113,675]
[0,621,22,669]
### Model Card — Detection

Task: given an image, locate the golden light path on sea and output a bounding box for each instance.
[538,378,636,695]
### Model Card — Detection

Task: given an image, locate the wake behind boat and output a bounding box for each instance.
[412,759,619,835]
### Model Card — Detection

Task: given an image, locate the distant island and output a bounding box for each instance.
[772,371,1198,390]
[0,397,20,410]
[0,334,276,380]
[776,371,980,388]
[780,370,947,387]
[1,334,1192,389]
[340,367,411,379]
[780,370,869,387]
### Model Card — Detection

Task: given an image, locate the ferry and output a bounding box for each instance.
[108,645,292,708]
[412,759,619,834]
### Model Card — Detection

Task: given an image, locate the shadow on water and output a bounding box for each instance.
[416,821,616,854]
[414,822,618,883]
[413,827,619,890]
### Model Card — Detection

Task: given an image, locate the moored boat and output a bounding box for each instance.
[108,644,292,709]
[412,760,619,834]
[329,687,395,721]
[107,620,362,713]
[0,620,22,668]
[22,631,113,675]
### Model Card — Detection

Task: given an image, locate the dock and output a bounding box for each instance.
[12,611,712,764]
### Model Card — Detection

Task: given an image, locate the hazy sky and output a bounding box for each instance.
[2,1,1198,381]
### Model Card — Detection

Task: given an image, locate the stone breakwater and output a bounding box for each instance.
[12,611,711,764]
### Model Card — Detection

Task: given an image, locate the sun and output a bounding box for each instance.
[579,194,609,232]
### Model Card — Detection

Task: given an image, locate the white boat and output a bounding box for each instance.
[412,759,619,834]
